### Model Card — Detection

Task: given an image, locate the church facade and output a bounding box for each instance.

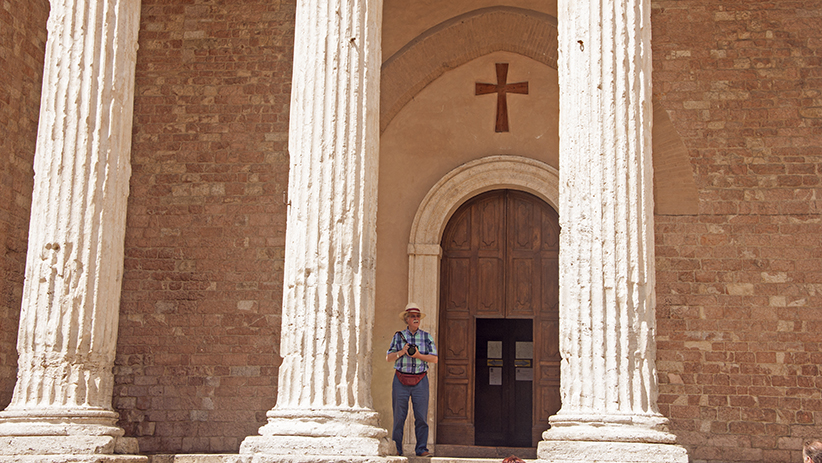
[0,0,821,462]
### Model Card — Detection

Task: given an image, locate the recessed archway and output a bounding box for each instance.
[406,155,559,446]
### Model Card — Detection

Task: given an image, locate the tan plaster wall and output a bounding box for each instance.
[371,51,559,431]
[382,0,557,60]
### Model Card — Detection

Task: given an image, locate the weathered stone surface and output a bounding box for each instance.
[245,457,405,463]
[241,436,394,456]
[2,456,147,463]
[147,456,246,463]
[538,441,689,462]
[539,0,686,461]
[0,0,142,457]
[239,0,390,458]
[0,436,116,455]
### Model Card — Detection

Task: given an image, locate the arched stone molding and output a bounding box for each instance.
[380,8,698,215]
[381,7,558,134]
[406,155,559,445]
[409,155,559,249]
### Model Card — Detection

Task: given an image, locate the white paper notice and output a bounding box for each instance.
[515,341,533,359]
[516,367,533,381]
[489,367,502,385]
[487,341,502,359]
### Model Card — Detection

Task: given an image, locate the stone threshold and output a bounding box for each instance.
[433,445,536,459]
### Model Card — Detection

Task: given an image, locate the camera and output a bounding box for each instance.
[395,331,418,356]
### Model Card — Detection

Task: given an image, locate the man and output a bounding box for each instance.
[386,302,438,457]
[805,440,822,463]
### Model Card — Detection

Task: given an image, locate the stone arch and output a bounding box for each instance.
[405,155,558,445]
[380,7,699,215]
[381,7,558,134]
[409,155,559,250]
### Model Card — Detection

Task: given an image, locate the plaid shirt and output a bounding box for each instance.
[387,328,437,374]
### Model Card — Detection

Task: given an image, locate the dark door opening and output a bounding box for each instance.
[474,318,533,447]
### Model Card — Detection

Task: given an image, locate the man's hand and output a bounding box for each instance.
[386,343,410,362]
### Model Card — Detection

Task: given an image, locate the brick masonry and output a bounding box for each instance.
[652,1,822,462]
[0,0,821,461]
[0,0,47,409]
[116,0,295,453]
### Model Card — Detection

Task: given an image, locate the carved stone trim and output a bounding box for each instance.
[407,155,559,445]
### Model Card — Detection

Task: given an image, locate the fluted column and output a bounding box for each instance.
[239,0,396,460]
[0,0,142,459]
[537,0,687,462]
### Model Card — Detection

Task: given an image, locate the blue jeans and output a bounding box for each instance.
[391,373,429,456]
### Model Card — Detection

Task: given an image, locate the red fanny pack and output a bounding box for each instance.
[396,370,426,386]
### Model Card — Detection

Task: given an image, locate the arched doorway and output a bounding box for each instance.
[436,189,560,447]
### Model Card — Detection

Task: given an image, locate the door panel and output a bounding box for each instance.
[438,190,560,447]
[475,318,533,447]
[444,318,469,360]
[478,258,503,314]
[445,258,471,313]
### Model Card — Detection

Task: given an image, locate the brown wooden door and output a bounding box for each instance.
[437,189,560,446]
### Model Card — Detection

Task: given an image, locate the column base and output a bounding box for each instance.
[0,408,144,459]
[538,441,688,463]
[537,414,688,463]
[0,455,147,463]
[0,436,139,455]
[242,437,405,463]
[0,408,124,437]
[542,413,677,443]
[240,408,401,461]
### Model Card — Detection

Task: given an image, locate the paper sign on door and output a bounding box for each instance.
[515,342,533,359]
[487,341,502,359]
[489,367,502,386]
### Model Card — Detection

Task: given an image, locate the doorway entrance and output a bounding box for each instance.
[436,189,561,447]
[475,318,533,447]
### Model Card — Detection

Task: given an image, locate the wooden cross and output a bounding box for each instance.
[475,63,529,132]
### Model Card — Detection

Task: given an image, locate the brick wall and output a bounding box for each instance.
[652,1,822,462]
[0,0,48,408]
[104,0,822,460]
[115,0,295,453]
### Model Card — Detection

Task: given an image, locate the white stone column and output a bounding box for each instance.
[538,0,687,462]
[239,0,396,461]
[0,0,143,460]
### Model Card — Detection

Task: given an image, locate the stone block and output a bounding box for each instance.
[240,435,395,457]
[0,436,117,455]
[537,441,689,463]
[1,456,148,463]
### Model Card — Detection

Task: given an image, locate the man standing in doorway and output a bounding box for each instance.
[386,302,438,457]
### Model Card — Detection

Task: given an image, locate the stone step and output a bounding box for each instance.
[145,447,538,463]
[148,456,244,463]
[146,451,538,463]
[409,458,536,463]
[432,445,536,459]
[147,457,533,463]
